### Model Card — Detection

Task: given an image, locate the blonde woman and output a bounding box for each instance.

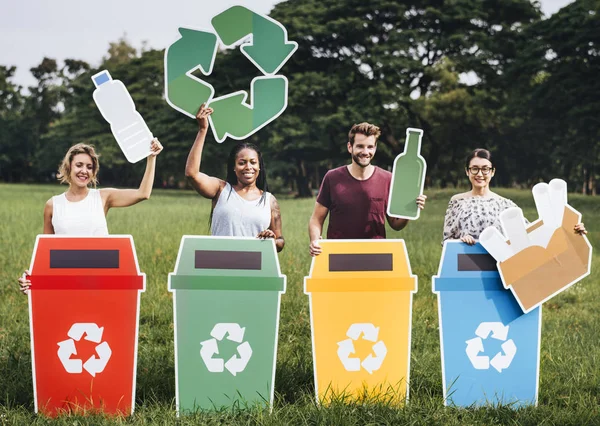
[18,139,163,291]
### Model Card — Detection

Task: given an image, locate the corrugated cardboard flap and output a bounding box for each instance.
[499,206,591,307]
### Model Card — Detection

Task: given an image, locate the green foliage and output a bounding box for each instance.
[0,65,25,182]
[0,0,598,194]
[503,0,600,192]
[265,0,542,193]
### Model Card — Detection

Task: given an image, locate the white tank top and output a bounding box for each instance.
[211,183,272,237]
[51,189,109,236]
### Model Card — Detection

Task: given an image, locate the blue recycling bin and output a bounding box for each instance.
[432,242,541,407]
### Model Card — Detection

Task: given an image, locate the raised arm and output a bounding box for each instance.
[257,195,285,252]
[102,138,163,210]
[185,104,223,199]
[308,201,329,256]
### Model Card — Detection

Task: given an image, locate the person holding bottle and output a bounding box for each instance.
[442,148,586,245]
[17,139,163,292]
[388,128,426,219]
[308,122,427,256]
[185,104,284,252]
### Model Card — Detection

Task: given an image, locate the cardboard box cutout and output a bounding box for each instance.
[27,235,145,416]
[168,236,286,414]
[92,71,154,163]
[387,128,427,220]
[164,5,298,143]
[480,179,592,313]
[304,240,417,405]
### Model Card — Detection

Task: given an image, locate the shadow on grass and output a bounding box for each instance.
[0,332,35,410]
[274,358,315,404]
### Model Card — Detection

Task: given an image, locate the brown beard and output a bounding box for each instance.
[352,153,372,168]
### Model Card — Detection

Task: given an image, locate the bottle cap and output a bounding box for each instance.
[92,70,112,88]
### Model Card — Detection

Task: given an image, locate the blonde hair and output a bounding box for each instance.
[57,143,100,187]
[348,122,381,145]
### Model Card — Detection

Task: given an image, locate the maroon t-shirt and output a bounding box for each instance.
[317,165,392,239]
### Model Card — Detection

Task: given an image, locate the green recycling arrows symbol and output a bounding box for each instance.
[164,5,298,143]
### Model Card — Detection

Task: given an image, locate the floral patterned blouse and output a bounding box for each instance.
[442,194,520,242]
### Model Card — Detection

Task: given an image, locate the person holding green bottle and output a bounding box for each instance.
[308,122,427,256]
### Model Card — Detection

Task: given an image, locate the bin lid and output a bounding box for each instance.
[169,275,284,291]
[304,239,416,293]
[432,241,503,292]
[305,277,415,292]
[28,235,145,290]
[169,236,285,291]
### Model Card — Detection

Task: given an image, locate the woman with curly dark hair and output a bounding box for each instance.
[185,104,284,252]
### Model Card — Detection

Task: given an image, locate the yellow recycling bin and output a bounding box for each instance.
[304,240,417,405]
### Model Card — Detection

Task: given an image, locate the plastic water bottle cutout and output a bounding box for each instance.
[387,128,427,220]
[92,71,154,163]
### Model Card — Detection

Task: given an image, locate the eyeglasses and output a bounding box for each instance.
[467,166,493,175]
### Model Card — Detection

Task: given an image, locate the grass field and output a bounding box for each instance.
[1,183,599,425]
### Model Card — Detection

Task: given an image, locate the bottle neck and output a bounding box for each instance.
[404,132,422,156]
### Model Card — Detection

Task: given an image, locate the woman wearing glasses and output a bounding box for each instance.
[442,148,585,245]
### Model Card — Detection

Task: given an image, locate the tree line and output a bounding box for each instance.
[1,0,598,195]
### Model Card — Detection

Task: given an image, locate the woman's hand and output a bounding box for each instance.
[257,229,276,239]
[196,103,214,131]
[574,222,587,235]
[149,138,163,157]
[18,270,31,295]
[460,234,476,245]
[416,194,427,210]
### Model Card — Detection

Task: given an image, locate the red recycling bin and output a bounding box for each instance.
[27,235,145,416]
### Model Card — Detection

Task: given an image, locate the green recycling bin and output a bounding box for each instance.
[168,236,286,414]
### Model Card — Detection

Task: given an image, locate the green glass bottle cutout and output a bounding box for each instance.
[387,128,427,220]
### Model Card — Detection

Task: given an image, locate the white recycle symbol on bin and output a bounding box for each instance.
[337,323,387,375]
[57,323,112,377]
[200,323,252,376]
[465,322,517,373]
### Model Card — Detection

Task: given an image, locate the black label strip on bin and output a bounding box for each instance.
[329,254,393,272]
[195,250,261,270]
[50,250,119,269]
[457,254,497,271]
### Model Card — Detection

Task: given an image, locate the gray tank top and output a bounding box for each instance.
[211,183,272,237]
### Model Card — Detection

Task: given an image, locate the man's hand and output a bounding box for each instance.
[309,238,322,257]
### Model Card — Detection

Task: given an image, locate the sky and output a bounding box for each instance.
[0,0,574,89]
